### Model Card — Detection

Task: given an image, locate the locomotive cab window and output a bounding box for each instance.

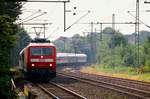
[30,47,53,56]
[31,48,41,55]
[42,48,52,55]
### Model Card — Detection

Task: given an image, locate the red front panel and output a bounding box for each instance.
[27,46,56,71]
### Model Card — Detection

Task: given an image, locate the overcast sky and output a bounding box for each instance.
[19,0,150,40]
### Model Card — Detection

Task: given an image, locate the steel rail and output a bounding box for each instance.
[84,72,150,86]
[37,82,87,99]
[37,84,59,99]
[63,72,150,87]
[58,73,150,99]
[50,81,87,99]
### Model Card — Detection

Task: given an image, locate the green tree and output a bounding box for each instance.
[109,32,127,49]
[0,2,23,98]
[0,1,22,66]
[0,15,18,66]
[97,27,132,67]
[123,44,135,66]
[143,37,150,71]
[11,29,31,66]
[0,1,22,21]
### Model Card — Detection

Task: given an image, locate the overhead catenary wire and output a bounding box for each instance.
[18,9,42,23]
[127,11,150,29]
[24,0,70,3]
[19,12,47,24]
[46,27,60,39]
[65,10,91,31]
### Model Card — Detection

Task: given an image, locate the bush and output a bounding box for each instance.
[0,74,12,98]
[143,65,150,72]
[0,67,17,99]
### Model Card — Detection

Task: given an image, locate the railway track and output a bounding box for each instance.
[67,71,150,92]
[85,73,150,90]
[36,81,87,99]
[58,72,150,99]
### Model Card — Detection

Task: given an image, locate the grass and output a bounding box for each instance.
[138,73,150,82]
[81,64,150,82]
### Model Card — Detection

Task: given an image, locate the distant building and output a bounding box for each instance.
[125,34,135,44]
[125,31,150,44]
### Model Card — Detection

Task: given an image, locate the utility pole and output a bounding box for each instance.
[83,32,86,43]
[63,39,66,52]
[60,37,67,52]
[94,28,100,63]
[43,24,46,38]
[111,13,115,66]
[112,14,115,31]
[135,0,140,66]
[94,22,103,41]
[100,23,103,41]
[90,22,95,63]
[64,2,66,32]
[94,23,103,64]
[99,23,103,64]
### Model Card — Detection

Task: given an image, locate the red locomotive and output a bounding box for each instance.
[19,38,56,81]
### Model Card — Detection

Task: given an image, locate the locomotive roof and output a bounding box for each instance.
[28,42,55,47]
[19,42,55,55]
[57,53,87,57]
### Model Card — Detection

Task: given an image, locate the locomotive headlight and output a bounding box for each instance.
[31,64,35,67]
[30,59,39,62]
[45,59,53,62]
[49,64,52,67]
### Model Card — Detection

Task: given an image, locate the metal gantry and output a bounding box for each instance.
[20,23,52,38]
[78,19,136,63]
[22,0,70,32]
[21,0,91,33]
[80,22,137,41]
[26,0,69,2]
[144,0,150,3]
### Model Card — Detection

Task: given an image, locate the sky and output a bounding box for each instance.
[18,0,150,40]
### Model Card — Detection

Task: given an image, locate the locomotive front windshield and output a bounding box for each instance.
[30,47,53,56]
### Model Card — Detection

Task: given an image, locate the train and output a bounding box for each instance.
[56,53,87,66]
[19,38,87,81]
[19,38,56,81]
